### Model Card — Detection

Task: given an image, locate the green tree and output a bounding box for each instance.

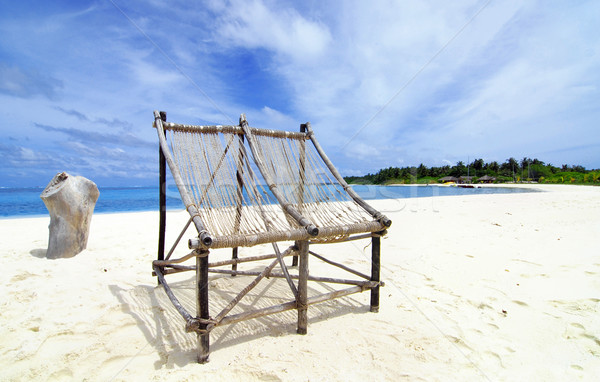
[417,163,428,178]
[500,158,518,180]
[451,161,467,177]
[471,158,484,172]
[486,161,500,174]
[532,158,545,166]
[520,157,532,169]
[530,164,551,180]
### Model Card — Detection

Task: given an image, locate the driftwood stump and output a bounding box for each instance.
[40,172,100,259]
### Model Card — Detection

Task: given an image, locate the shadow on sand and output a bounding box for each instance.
[109,264,371,368]
[29,248,47,258]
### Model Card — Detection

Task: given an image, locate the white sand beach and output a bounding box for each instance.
[1,184,599,381]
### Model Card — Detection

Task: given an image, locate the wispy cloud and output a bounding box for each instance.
[0,63,63,99]
[33,123,154,149]
[213,0,332,62]
[54,107,133,129]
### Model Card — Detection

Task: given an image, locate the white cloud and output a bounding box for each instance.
[127,56,183,87]
[19,147,42,161]
[256,106,298,129]
[245,0,529,148]
[214,0,332,62]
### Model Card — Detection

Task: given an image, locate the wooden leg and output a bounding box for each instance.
[157,144,166,284]
[196,253,210,363]
[296,241,309,334]
[370,235,381,313]
[291,240,300,266]
[198,332,209,364]
[231,247,238,276]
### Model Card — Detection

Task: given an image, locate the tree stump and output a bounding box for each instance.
[40,172,100,259]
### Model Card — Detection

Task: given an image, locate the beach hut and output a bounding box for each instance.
[439,176,458,183]
[458,176,474,184]
[477,175,496,183]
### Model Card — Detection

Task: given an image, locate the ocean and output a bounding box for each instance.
[0,184,536,218]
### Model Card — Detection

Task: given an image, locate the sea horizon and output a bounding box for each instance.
[0,184,537,218]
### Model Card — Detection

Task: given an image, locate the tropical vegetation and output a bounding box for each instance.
[344,158,600,185]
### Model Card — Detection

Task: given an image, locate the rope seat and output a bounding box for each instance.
[158,115,390,248]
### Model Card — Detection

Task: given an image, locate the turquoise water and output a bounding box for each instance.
[0,186,183,217]
[0,184,536,218]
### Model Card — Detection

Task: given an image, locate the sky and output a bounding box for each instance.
[1,0,599,187]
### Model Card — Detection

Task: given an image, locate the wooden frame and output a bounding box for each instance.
[152,111,391,363]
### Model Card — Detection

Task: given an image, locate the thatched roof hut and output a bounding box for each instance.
[439,176,458,183]
[477,175,496,183]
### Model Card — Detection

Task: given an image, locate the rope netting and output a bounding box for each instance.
[167,126,375,242]
[251,132,373,226]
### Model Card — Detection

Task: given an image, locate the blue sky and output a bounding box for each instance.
[1,0,599,187]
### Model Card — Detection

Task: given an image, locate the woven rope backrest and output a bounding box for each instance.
[168,128,297,238]
[165,123,374,240]
[250,133,373,228]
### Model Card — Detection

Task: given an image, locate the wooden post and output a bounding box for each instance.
[154,111,213,249]
[291,253,299,267]
[292,241,299,267]
[196,252,210,363]
[231,247,239,276]
[232,131,245,276]
[158,111,167,284]
[292,123,308,267]
[370,235,381,313]
[296,240,309,334]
